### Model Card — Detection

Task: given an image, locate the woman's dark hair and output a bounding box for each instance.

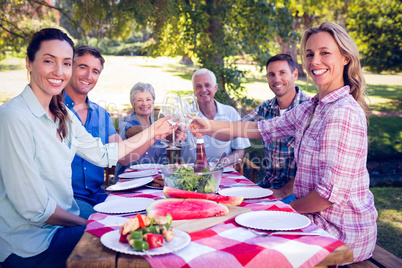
[27,28,74,138]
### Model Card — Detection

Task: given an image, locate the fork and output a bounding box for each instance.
[248,228,319,237]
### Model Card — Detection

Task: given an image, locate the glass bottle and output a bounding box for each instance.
[194,138,210,172]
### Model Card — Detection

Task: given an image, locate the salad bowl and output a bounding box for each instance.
[160,164,222,193]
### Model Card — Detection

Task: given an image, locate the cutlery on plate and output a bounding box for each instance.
[248,228,319,237]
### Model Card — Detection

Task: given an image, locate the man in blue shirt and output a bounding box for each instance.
[64,46,122,218]
[242,54,310,203]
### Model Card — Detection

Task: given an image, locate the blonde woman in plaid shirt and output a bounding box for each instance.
[242,54,310,204]
[190,21,377,263]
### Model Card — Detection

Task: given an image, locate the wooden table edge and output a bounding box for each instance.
[316,244,354,267]
[66,232,116,268]
[67,232,354,268]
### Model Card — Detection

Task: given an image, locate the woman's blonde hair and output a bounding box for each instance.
[300,21,369,117]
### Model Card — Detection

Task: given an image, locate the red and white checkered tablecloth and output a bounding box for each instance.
[86,171,345,268]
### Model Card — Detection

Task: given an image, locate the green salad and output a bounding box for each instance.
[165,166,217,193]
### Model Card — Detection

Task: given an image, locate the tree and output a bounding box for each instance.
[285,0,402,74]
[61,0,294,106]
[284,0,354,75]
[347,0,402,73]
[0,0,70,60]
[133,0,294,106]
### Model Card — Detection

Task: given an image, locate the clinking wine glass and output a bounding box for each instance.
[163,105,181,148]
[181,94,200,150]
[181,94,199,119]
[162,93,182,148]
[176,113,190,147]
[157,109,169,148]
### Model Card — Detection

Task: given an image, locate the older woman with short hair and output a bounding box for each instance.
[116,82,167,176]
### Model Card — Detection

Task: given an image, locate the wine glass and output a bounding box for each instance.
[157,109,169,148]
[162,93,182,148]
[181,94,200,149]
[176,113,190,147]
[181,94,199,119]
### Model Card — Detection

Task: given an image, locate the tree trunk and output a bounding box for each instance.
[179,56,193,65]
[277,15,305,77]
[205,0,236,107]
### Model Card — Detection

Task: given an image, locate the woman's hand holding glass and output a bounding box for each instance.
[152,115,173,141]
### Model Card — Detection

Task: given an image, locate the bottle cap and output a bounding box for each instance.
[196,138,204,144]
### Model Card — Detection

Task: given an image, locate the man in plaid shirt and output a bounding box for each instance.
[242,54,310,203]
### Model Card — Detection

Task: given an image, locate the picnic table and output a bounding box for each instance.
[67,169,353,268]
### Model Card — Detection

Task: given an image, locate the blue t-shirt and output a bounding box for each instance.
[116,113,167,177]
[64,92,117,205]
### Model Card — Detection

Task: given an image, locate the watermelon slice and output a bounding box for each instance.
[163,186,243,206]
[147,198,229,220]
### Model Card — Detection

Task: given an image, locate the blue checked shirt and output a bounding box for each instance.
[242,87,310,189]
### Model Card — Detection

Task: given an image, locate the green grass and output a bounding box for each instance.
[244,74,402,112]
[370,98,402,112]
[370,187,402,258]
[0,56,25,71]
[368,117,402,159]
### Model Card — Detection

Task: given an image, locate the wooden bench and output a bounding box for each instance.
[344,245,402,268]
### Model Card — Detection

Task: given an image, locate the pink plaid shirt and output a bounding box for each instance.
[258,86,377,262]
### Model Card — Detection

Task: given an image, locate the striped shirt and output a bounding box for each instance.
[258,85,377,262]
[242,86,309,189]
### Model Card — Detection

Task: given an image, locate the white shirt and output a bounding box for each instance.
[0,86,118,260]
[181,100,250,163]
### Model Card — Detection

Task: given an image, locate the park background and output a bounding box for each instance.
[1,0,401,258]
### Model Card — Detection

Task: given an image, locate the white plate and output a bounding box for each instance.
[129,163,165,170]
[106,176,154,191]
[94,197,154,214]
[101,229,191,256]
[235,211,311,231]
[118,169,158,179]
[218,187,273,199]
[223,166,236,173]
